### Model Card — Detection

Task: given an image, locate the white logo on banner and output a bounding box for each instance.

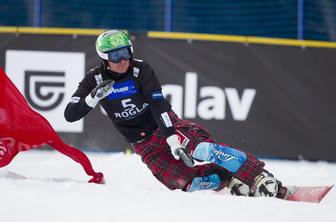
[162,72,256,121]
[5,50,85,133]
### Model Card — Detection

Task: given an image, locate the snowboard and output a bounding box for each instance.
[216,185,333,203]
[280,185,334,203]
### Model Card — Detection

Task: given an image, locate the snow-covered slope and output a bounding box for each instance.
[1,151,335,222]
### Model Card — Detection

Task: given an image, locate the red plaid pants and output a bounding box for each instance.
[132,112,264,190]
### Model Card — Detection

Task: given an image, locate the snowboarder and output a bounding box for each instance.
[64,30,286,197]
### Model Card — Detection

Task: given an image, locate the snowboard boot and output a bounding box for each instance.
[251,170,281,197]
[228,177,250,196]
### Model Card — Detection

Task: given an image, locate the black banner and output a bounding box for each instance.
[1,33,335,160]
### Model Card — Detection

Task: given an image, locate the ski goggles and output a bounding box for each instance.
[107,47,132,63]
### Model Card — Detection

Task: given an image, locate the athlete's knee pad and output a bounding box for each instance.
[192,142,265,186]
[192,142,247,173]
[185,174,221,192]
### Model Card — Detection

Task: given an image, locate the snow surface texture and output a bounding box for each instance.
[1,150,335,222]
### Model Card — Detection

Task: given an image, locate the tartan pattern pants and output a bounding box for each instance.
[132,112,264,190]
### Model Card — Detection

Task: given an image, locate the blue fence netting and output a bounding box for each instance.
[1,0,336,41]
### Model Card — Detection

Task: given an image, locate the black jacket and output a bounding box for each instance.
[64,60,175,143]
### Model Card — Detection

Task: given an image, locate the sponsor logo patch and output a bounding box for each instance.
[151,90,164,100]
[133,67,139,77]
[176,130,190,148]
[212,149,238,162]
[107,80,138,100]
[160,112,173,127]
[70,96,81,103]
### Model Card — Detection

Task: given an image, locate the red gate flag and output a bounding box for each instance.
[0,68,104,184]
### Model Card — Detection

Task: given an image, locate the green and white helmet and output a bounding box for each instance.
[95,30,133,60]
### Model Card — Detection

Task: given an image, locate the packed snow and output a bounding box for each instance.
[1,150,335,222]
